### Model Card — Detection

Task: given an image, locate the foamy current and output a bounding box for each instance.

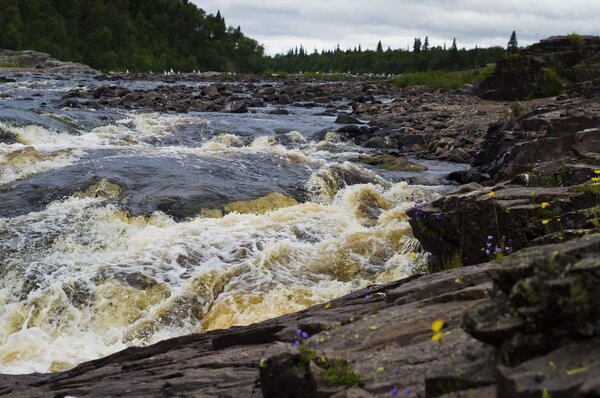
[0,89,445,375]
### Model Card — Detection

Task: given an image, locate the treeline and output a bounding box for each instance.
[0,0,265,72]
[267,39,507,75]
[0,2,510,75]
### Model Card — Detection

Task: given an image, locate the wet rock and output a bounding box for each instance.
[257,86,277,96]
[268,108,290,115]
[278,94,292,104]
[350,154,427,172]
[223,100,248,113]
[0,128,18,144]
[335,114,363,124]
[447,169,490,184]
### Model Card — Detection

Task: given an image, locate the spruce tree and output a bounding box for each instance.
[507,31,518,52]
[422,36,429,51]
[450,38,458,52]
[376,40,383,52]
[413,38,422,53]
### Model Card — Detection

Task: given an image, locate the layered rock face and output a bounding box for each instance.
[408,95,600,269]
[474,35,600,100]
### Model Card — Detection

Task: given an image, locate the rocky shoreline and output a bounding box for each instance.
[1,36,599,397]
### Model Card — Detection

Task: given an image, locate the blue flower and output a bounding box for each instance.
[301,332,309,339]
[390,387,399,397]
[405,386,412,395]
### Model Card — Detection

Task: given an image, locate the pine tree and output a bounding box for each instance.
[507,31,518,52]
[376,40,383,52]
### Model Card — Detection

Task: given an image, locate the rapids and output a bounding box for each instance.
[0,71,464,374]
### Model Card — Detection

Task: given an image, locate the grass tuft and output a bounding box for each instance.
[394,65,495,89]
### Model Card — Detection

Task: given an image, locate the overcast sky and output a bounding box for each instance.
[192,0,600,55]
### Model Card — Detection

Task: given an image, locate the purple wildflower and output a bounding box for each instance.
[485,249,490,255]
[301,332,309,339]
[393,369,401,375]
[405,386,412,395]
[487,235,493,241]
[390,387,399,397]
[294,340,301,347]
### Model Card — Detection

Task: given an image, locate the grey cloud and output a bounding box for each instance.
[193,0,600,54]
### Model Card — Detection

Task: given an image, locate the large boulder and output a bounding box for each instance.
[475,35,600,100]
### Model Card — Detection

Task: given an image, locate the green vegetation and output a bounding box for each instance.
[394,65,495,89]
[507,31,519,53]
[0,62,25,68]
[268,42,505,76]
[298,343,363,388]
[501,101,528,120]
[539,67,566,97]
[443,251,463,270]
[0,0,264,72]
[321,359,363,388]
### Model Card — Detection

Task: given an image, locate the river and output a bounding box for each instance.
[0,71,464,374]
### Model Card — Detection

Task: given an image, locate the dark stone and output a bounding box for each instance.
[269,108,290,115]
[278,94,292,104]
[223,100,248,113]
[335,114,363,124]
[497,337,600,398]
[260,352,317,398]
[463,235,600,365]
[447,169,491,184]
[0,128,18,144]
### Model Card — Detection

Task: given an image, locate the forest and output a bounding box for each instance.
[266,39,507,75]
[0,0,509,74]
[0,0,266,72]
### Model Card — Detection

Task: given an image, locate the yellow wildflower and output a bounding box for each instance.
[541,202,550,209]
[542,219,550,225]
[592,177,600,182]
[432,319,445,332]
[488,191,495,199]
[324,303,331,309]
[595,169,600,174]
[432,332,443,342]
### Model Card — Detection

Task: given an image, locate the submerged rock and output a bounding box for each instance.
[350,154,427,172]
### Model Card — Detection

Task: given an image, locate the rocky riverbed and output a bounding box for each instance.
[0,36,599,397]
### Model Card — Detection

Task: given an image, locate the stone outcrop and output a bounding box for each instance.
[474,35,600,100]
[0,49,98,73]
[408,93,600,269]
